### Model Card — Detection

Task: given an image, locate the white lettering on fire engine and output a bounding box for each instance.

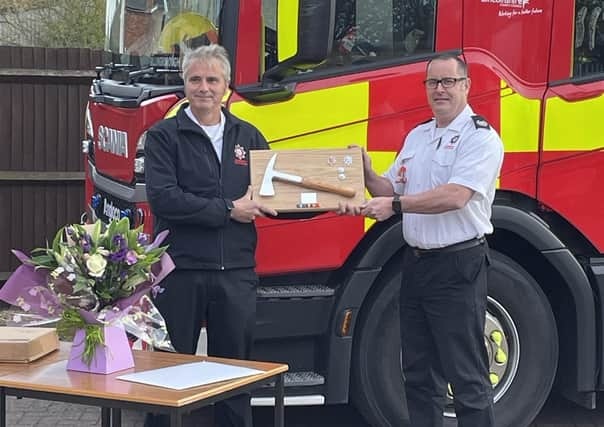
[103,198,121,221]
[480,0,543,18]
[480,0,530,7]
[97,125,129,158]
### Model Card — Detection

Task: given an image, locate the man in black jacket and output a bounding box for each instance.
[144,44,276,427]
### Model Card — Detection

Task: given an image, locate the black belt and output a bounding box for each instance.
[410,237,486,257]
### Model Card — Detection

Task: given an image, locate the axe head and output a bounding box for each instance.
[259,153,278,196]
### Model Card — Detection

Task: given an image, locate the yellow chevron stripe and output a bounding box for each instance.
[230,82,369,142]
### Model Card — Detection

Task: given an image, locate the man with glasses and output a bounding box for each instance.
[339,53,503,426]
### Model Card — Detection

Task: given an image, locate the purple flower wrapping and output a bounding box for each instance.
[0,255,62,317]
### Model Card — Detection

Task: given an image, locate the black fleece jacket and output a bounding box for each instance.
[145,105,268,270]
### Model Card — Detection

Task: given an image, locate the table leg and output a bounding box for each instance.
[101,407,110,427]
[170,410,182,427]
[274,374,285,427]
[111,408,122,427]
[1,387,6,427]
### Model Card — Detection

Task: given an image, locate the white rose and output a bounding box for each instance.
[86,253,107,278]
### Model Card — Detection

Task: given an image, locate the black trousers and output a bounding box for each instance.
[145,268,258,427]
[400,243,494,427]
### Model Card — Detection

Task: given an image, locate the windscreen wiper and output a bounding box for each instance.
[95,63,136,80]
[126,66,181,84]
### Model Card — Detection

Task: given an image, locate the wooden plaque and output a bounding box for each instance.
[250,147,366,212]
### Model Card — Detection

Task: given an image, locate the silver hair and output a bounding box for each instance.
[181,44,231,84]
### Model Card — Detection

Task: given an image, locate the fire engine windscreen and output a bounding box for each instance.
[105,0,221,66]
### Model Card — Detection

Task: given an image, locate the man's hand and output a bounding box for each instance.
[231,186,278,223]
[360,197,395,221]
[336,200,363,216]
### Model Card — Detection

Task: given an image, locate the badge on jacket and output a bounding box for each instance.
[444,135,460,150]
[234,144,248,165]
[397,165,407,184]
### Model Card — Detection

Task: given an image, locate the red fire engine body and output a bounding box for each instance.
[83,1,604,426]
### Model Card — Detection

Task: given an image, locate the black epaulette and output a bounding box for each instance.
[471,115,491,130]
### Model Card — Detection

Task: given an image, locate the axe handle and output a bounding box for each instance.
[300,177,356,198]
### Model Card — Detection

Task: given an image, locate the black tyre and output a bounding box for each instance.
[351,249,558,427]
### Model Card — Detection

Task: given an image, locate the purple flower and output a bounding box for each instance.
[108,247,127,262]
[125,250,138,265]
[80,233,92,253]
[65,226,74,236]
[137,233,149,246]
[80,238,91,253]
[113,234,127,249]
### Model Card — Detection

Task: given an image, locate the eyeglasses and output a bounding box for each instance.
[423,77,467,89]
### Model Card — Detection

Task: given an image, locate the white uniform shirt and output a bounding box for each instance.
[384,105,504,249]
[185,107,225,163]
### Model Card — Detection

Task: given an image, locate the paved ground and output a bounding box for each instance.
[5,397,144,426]
[6,392,604,427]
[6,397,143,427]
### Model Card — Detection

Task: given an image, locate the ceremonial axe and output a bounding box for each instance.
[259,153,356,198]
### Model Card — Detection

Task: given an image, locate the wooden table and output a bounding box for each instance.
[0,345,288,427]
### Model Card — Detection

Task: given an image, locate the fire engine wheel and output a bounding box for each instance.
[351,249,558,427]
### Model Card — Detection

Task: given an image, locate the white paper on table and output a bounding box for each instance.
[116,361,264,390]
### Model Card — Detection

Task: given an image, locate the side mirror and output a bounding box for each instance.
[265,0,336,81]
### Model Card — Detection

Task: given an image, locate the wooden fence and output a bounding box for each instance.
[0,46,106,281]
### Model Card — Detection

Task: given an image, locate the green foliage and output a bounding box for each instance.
[0,0,106,48]
[57,308,104,365]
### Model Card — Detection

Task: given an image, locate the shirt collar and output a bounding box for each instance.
[446,104,474,132]
[185,106,225,129]
[421,104,474,135]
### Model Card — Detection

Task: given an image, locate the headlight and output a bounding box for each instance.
[81,139,91,154]
[136,131,147,152]
[134,157,145,174]
[134,132,147,177]
[85,104,94,138]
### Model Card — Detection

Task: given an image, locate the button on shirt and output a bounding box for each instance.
[383,105,504,249]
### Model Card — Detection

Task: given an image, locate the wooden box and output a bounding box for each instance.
[0,327,59,363]
[250,147,366,212]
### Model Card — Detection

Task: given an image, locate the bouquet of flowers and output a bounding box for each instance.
[0,218,175,365]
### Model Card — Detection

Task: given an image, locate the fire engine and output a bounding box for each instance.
[82,1,604,426]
